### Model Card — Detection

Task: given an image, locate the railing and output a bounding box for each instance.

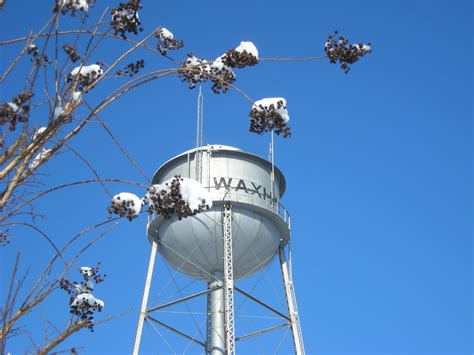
[145,186,291,230]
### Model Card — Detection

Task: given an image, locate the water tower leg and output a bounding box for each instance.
[279,243,305,355]
[133,239,158,355]
[206,278,225,355]
[222,203,236,354]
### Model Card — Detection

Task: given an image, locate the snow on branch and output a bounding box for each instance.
[155,28,184,55]
[60,263,106,331]
[0,92,34,131]
[107,192,142,221]
[249,98,291,138]
[143,175,212,220]
[54,0,92,16]
[222,41,259,69]
[110,0,143,39]
[67,64,103,91]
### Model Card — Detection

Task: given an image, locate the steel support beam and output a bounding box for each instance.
[223,203,235,354]
[133,239,158,355]
[279,243,305,355]
[147,316,206,348]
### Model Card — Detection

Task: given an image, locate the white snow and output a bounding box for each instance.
[158,27,174,40]
[145,177,212,212]
[54,106,64,119]
[361,44,372,53]
[235,41,259,59]
[179,178,213,211]
[60,0,89,12]
[74,280,94,293]
[32,126,47,140]
[71,293,104,311]
[254,97,290,123]
[79,266,94,277]
[211,56,235,78]
[7,102,19,112]
[69,64,103,80]
[111,192,142,218]
[72,91,82,103]
[29,148,52,170]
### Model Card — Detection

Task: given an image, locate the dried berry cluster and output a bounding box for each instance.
[63,45,81,63]
[222,49,258,69]
[27,44,51,66]
[110,1,143,39]
[180,54,210,89]
[60,264,105,331]
[249,100,291,138]
[67,64,103,91]
[54,0,91,16]
[209,60,236,94]
[144,175,210,220]
[107,193,142,220]
[116,59,145,77]
[325,31,372,74]
[0,92,34,131]
[155,29,184,56]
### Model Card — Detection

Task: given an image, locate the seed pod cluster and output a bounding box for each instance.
[0,92,34,131]
[63,45,81,63]
[222,48,258,69]
[143,175,210,220]
[110,0,143,39]
[67,64,103,91]
[155,28,184,56]
[107,192,142,221]
[325,31,372,74]
[249,99,291,138]
[180,54,210,89]
[116,59,145,77]
[60,264,105,331]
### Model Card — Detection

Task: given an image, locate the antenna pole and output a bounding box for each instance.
[196,86,204,182]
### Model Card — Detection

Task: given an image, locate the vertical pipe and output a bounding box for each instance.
[207,277,225,355]
[133,239,158,355]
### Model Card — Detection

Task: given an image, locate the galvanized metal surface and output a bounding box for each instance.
[147,145,291,280]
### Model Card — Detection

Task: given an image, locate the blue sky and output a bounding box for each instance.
[0,0,472,354]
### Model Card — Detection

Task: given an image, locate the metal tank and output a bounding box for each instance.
[135,144,304,355]
[146,144,291,281]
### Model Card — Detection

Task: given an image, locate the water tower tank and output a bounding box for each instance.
[146,144,291,281]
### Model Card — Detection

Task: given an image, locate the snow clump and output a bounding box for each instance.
[108,192,142,221]
[143,175,212,220]
[32,126,47,140]
[209,55,236,94]
[110,0,142,39]
[67,64,103,91]
[222,41,259,68]
[55,0,91,15]
[249,98,291,138]
[60,263,106,331]
[155,27,184,55]
[29,148,52,170]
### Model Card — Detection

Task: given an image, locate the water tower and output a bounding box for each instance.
[133,144,304,354]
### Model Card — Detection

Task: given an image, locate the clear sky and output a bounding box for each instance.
[0,0,472,354]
